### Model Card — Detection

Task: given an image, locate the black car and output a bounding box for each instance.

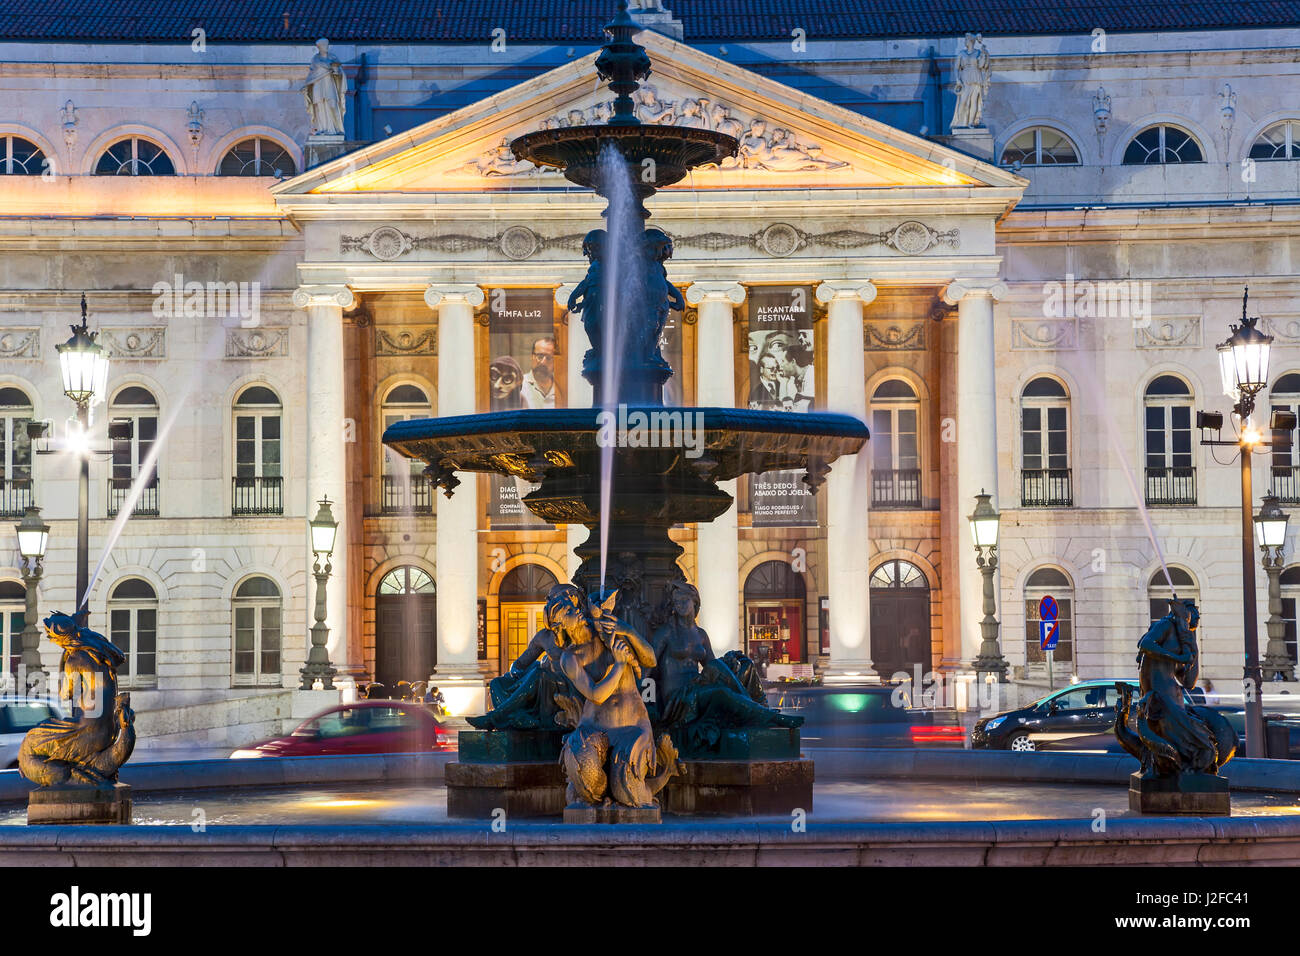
[766,684,964,748]
[972,679,1209,752]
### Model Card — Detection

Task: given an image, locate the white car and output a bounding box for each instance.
[0,698,64,769]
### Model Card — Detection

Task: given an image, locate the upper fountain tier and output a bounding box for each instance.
[510,1,737,209]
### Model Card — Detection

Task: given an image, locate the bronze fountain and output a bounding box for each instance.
[384,1,868,821]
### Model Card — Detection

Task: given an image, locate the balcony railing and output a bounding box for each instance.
[232,476,284,516]
[0,478,32,517]
[107,475,159,517]
[871,468,921,509]
[1021,468,1073,507]
[381,473,433,515]
[1272,465,1300,504]
[1144,465,1196,506]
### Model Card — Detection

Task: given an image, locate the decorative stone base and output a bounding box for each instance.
[1128,772,1231,815]
[445,760,565,819]
[28,783,132,825]
[679,727,801,761]
[563,805,662,824]
[941,126,995,161]
[661,758,814,816]
[457,729,565,763]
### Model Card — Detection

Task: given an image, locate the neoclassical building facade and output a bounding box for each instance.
[0,2,1298,742]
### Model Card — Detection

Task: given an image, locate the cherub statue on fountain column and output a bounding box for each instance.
[567,229,607,375]
[640,228,685,370]
[18,612,136,788]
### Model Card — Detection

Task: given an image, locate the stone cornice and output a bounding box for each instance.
[999,203,1300,244]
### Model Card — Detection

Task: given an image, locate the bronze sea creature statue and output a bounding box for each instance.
[18,612,136,788]
[648,580,801,756]
[1114,599,1237,783]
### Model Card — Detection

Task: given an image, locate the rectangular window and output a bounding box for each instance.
[136,608,156,676]
[234,606,256,675]
[1021,407,1042,470]
[110,608,132,676]
[261,606,281,675]
[1046,406,1068,469]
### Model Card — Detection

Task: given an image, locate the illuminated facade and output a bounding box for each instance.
[1,4,1299,743]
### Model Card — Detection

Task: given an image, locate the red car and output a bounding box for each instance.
[230,700,454,758]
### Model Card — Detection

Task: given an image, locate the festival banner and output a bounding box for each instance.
[746,285,817,527]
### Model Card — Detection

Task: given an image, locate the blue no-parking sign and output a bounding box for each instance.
[1039,595,1060,651]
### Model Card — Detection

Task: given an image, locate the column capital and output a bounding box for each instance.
[293,285,355,310]
[555,283,578,308]
[815,280,876,307]
[685,281,746,306]
[424,283,485,310]
[941,279,1008,306]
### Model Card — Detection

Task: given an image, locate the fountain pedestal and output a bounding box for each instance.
[27,783,132,825]
[1128,772,1230,815]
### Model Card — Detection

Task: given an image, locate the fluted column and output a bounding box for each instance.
[426,283,488,714]
[815,281,876,680]
[686,281,746,654]
[559,282,591,579]
[943,280,1007,667]
[294,284,354,678]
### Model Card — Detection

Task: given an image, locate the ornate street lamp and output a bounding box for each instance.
[1200,288,1276,756]
[54,293,109,626]
[300,496,339,690]
[968,490,1007,682]
[1256,494,1295,682]
[14,505,49,693]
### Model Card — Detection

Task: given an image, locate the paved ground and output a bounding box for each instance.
[4,779,1294,827]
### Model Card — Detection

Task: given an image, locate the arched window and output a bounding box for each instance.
[109,386,159,516]
[498,564,560,666]
[870,379,920,508]
[0,136,46,175]
[1000,127,1079,166]
[1020,377,1071,506]
[95,137,175,176]
[0,580,25,683]
[217,138,297,177]
[380,384,432,514]
[744,559,807,667]
[232,385,282,515]
[1143,375,1195,505]
[375,566,436,687]
[1271,372,1300,502]
[1250,121,1300,161]
[1024,567,1074,666]
[233,576,281,686]
[1123,125,1203,165]
[109,578,157,687]
[1149,567,1199,623]
[0,386,33,517]
[1280,566,1300,664]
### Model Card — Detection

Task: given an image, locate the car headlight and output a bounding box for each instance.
[984,716,1006,731]
[229,749,264,759]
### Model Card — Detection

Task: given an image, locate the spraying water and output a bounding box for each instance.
[595,140,642,594]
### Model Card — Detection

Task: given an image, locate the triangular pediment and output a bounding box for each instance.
[275,31,1024,198]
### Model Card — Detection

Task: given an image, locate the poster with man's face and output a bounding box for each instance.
[746,285,817,527]
[488,289,558,528]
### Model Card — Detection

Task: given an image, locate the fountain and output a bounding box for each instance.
[383,1,867,821]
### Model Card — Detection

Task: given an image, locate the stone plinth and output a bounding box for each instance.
[1128,772,1230,815]
[27,783,132,825]
[941,126,995,161]
[662,758,813,816]
[679,726,801,760]
[457,729,564,763]
[563,804,661,824]
[445,760,565,819]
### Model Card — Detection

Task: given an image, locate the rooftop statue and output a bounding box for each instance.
[302,38,347,136]
[19,612,136,788]
[951,33,991,129]
[1115,599,1237,810]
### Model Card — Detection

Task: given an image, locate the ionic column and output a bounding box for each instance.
[686,281,746,654]
[293,284,354,679]
[559,282,591,580]
[942,280,1008,667]
[426,283,488,714]
[815,280,877,680]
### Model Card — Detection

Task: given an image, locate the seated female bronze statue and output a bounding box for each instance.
[648,580,801,755]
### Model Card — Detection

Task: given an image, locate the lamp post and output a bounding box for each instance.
[1256,493,1295,682]
[14,505,49,693]
[54,293,109,627]
[300,496,339,690]
[1203,289,1274,757]
[968,491,1007,682]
